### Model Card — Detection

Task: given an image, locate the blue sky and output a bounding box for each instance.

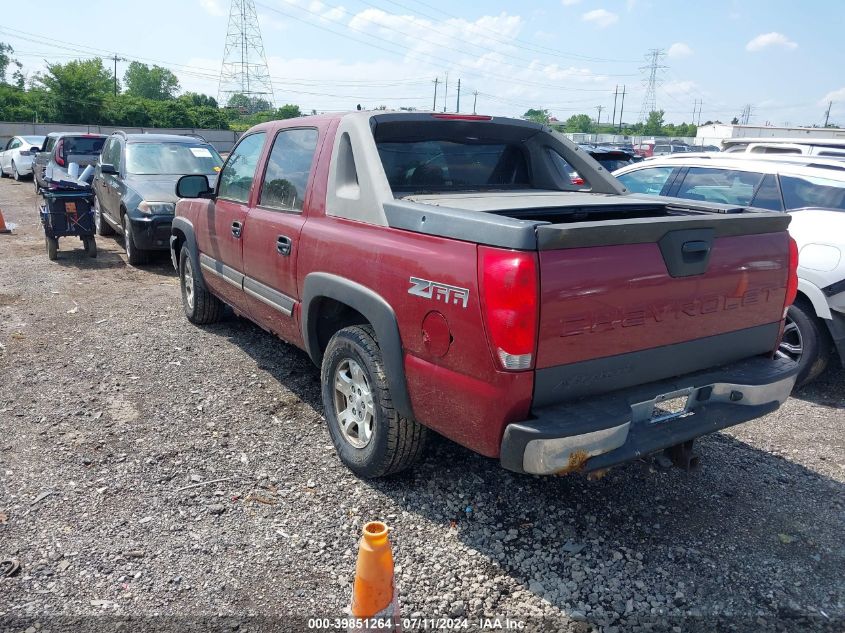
[2,0,843,126]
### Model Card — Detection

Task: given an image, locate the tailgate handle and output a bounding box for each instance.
[682,240,710,258]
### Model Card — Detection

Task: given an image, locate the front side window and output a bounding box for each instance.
[259,128,319,212]
[616,166,675,195]
[217,133,266,203]
[674,167,761,205]
[126,142,223,176]
[780,173,845,210]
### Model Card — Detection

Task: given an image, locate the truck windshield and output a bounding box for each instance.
[126,143,223,175]
[377,140,530,192]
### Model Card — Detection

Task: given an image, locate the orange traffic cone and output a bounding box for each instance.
[0,207,10,234]
[349,521,401,631]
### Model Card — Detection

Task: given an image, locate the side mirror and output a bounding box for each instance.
[100,163,117,175]
[176,174,214,199]
[30,147,40,154]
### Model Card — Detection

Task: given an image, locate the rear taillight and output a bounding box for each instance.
[478,246,539,371]
[784,236,799,313]
[55,139,65,167]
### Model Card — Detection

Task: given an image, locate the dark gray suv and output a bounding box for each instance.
[93,132,223,265]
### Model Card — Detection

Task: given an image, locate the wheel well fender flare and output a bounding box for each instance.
[796,279,832,320]
[301,273,413,420]
[170,216,207,289]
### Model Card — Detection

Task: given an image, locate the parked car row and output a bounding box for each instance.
[614,151,845,387]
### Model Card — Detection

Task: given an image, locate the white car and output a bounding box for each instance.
[722,137,845,159]
[614,154,845,387]
[0,135,45,181]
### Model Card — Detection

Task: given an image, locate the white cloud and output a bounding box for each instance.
[582,9,619,28]
[662,79,701,98]
[820,87,845,105]
[198,0,226,17]
[667,42,693,58]
[561,0,581,6]
[746,32,797,52]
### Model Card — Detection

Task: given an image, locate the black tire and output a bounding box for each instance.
[122,214,149,265]
[179,246,223,324]
[781,300,832,387]
[84,236,97,258]
[46,235,58,260]
[94,197,114,236]
[321,325,427,478]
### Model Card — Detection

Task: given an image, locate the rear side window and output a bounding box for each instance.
[749,173,783,211]
[377,140,529,192]
[818,151,845,158]
[780,173,845,210]
[674,167,761,205]
[548,149,588,189]
[615,166,675,195]
[218,132,266,203]
[259,128,319,212]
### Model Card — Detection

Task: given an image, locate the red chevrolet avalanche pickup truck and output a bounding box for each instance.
[171,112,799,479]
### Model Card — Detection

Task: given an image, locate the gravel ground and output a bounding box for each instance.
[0,177,843,633]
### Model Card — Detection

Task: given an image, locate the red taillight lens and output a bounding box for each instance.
[478,246,539,371]
[784,236,799,310]
[571,176,585,185]
[55,139,65,166]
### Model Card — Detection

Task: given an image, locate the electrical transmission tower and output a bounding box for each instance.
[637,49,667,123]
[218,0,275,113]
[740,104,753,125]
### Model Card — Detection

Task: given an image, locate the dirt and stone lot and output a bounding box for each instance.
[0,176,843,632]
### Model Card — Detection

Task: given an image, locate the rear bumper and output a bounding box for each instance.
[500,356,798,475]
[129,215,173,250]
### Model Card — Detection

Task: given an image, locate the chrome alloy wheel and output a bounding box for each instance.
[777,314,803,362]
[182,255,195,310]
[333,358,375,449]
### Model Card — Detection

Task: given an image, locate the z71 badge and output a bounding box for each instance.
[408,277,470,308]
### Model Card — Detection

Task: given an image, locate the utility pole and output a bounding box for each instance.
[456,78,461,113]
[110,54,125,96]
[443,72,448,113]
[432,77,439,111]
[692,99,698,125]
[618,85,626,131]
[611,85,619,130]
[824,101,833,127]
[473,90,478,114]
[696,99,703,126]
[596,105,604,126]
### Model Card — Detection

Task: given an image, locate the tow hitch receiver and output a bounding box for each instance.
[665,440,700,472]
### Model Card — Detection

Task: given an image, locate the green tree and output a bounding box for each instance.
[226,93,272,114]
[123,62,180,100]
[563,113,594,133]
[36,58,113,123]
[523,108,551,124]
[0,42,24,88]
[643,110,665,136]
[179,92,218,108]
[276,104,302,119]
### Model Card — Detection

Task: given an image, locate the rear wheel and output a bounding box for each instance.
[179,247,223,324]
[779,300,831,387]
[12,162,21,181]
[122,214,149,266]
[321,325,427,478]
[94,197,114,236]
[46,235,58,260]
[84,236,97,258]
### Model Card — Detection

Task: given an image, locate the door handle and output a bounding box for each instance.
[231,221,243,238]
[276,235,292,256]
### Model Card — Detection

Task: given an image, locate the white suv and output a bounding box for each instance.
[614,154,845,387]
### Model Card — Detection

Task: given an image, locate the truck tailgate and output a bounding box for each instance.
[534,213,791,406]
